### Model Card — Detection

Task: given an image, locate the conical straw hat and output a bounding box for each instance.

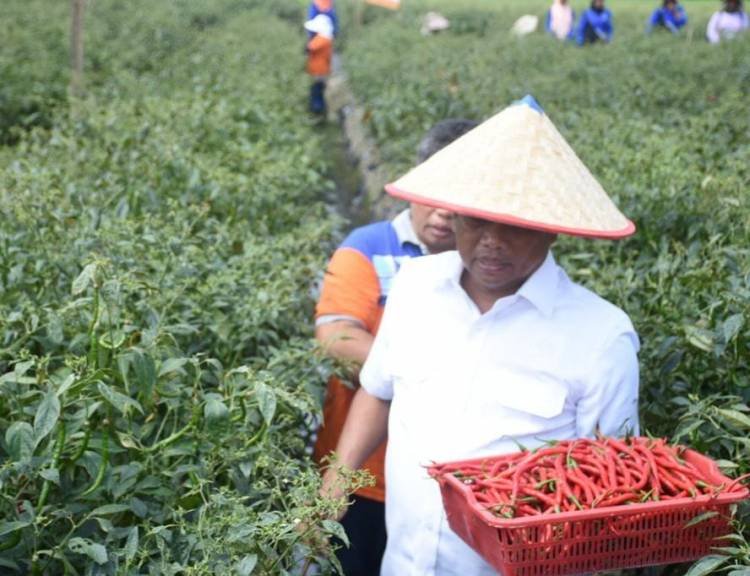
[385,95,635,239]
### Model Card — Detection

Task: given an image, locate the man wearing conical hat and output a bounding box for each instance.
[321,96,640,575]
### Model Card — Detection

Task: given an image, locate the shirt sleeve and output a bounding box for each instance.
[315,247,381,332]
[575,12,588,45]
[677,7,687,27]
[706,12,721,44]
[647,8,660,31]
[575,331,640,439]
[359,260,415,401]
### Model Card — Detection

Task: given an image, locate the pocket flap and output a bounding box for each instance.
[478,367,568,419]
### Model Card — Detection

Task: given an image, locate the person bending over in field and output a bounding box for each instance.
[320,95,640,575]
[707,0,749,43]
[304,14,334,116]
[314,119,478,576]
[647,0,688,34]
[576,0,614,45]
[546,0,576,41]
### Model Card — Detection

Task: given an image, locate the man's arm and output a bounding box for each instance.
[576,331,640,438]
[320,387,390,506]
[315,321,374,366]
[315,245,381,366]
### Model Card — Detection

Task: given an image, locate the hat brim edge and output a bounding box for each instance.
[385,184,636,240]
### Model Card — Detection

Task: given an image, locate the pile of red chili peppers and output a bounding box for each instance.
[432,437,732,519]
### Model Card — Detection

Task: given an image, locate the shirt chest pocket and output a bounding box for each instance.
[465,368,572,447]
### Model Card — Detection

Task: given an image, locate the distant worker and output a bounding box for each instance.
[308,0,339,37]
[647,0,688,34]
[304,14,334,116]
[314,119,478,576]
[576,0,614,45]
[546,0,576,41]
[707,0,749,43]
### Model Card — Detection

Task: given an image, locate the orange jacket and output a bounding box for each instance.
[306,35,333,77]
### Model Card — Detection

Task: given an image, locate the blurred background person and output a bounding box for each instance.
[304,14,334,116]
[546,0,576,41]
[576,0,614,45]
[308,0,338,38]
[647,0,688,34]
[707,0,749,43]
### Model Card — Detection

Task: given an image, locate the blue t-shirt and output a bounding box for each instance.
[576,8,614,45]
[647,6,687,33]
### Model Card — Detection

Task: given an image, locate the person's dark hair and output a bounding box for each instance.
[417,119,479,163]
[663,0,677,7]
[724,0,742,11]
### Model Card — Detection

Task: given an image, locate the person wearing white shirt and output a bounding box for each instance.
[320,95,640,576]
[707,0,749,43]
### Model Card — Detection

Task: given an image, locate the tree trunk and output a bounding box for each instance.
[70,0,86,97]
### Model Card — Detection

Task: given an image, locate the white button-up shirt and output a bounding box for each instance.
[360,250,640,576]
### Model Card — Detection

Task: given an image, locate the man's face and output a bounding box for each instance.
[726,0,740,12]
[592,0,605,10]
[454,215,556,299]
[410,203,455,253]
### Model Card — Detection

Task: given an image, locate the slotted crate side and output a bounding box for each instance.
[441,472,740,576]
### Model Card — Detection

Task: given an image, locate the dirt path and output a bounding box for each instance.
[324,54,400,225]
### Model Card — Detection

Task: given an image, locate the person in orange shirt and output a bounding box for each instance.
[304,14,334,115]
[314,119,478,576]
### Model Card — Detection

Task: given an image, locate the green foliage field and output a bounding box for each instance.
[2,0,749,574]
[0,0,355,573]
[341,0,750,570]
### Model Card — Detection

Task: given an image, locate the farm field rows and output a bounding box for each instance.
[0,0,352,573]
[0,0,748,574]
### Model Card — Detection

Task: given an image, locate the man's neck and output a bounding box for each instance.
[460,272,525,315]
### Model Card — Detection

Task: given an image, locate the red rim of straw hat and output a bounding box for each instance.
[385,184,636,240]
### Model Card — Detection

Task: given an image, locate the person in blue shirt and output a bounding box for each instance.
[576,0,614,45]
[546,0,576,41]
[647,0,688,34]
[308,0,339,38]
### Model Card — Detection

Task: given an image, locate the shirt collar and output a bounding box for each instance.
[392,208,428,254]
[516,251,559,317]
[437,250,560,317]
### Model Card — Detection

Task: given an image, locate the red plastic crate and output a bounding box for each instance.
[431,449,749,576]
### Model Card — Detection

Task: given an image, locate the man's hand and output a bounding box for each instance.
[316,388,391,521]
[318,461,372,521]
